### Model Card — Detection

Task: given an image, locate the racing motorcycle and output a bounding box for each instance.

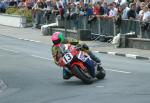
[58,44,106,84]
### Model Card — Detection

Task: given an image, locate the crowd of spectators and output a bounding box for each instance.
[0,0,150,29]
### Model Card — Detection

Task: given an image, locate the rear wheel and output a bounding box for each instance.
[72,65,93,84]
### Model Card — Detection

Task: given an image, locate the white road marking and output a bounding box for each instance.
[18,38,23,40]
[125,54,138,59]
[18,38,41,43]
[0,47,19,53]
[96,86,104,88]
[31,55,53,61]
[108,52,116,55]
[106,69,131,74]
[94,51,99,53]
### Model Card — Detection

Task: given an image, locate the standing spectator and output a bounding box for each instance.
[127,3,137,20]
[24,0,34,9]
[115,5,123,33]
[103,2,109,15]
[122,2,130,19]
[98,1,105,15]
[51,0,59,15]
[87,3,93,17]
[55,0,64,19]
[0,1,6,13]
[43,0,53,24]
[32,0,46,28]
[56,0,64,9]
[134,0,141,14]
[9,0,18,7]
[93,3,100,15]
[70,3,76,18]
[140,4,150,38]
[108,3,118,18]
[3,0,10,9]
[138,2,146,20]
[18,0,25,8]
[142,5,150,22]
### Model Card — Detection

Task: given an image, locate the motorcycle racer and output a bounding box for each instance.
[51,32,101,79]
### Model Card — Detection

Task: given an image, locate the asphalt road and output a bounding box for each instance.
[0,35,150,103]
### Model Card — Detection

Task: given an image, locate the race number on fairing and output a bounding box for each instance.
[63,53,73,64]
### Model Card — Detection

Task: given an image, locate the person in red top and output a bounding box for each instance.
[93,3,100,15]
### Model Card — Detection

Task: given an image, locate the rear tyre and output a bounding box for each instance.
[72,65,93,84]
[96,66,106,79]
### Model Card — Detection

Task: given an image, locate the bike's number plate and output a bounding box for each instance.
[63,53,73,64]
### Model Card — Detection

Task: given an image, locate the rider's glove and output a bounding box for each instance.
[81,43,89,50]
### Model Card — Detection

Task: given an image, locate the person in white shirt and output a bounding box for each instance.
[108,3,118,18]
[140,4,150,38]
[142,6,150,22]
[121,2,130,19]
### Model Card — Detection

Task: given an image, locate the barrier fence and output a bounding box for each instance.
[37,13,150,39]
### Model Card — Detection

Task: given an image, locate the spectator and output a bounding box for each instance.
[69,3,76,18]
[18,0,25,8]
[75,2,80,15]
[122,2,130,19]
[134,0,141,14]
[55,0,65,18]
[103,2,109,15]
[140,4,150,38]
[0,1,6,13]
[51,0,59,15]
[108,3,118,18]
[56,0,64,9]
[9,0,18,7]
[98,1,105,15]
[43,0,53,24]
[24,0,34,9]
[87,3,93,16]
[142,5,150,22]
[127,3,137,20]
[3,0,9,9]
[138,2,146,20]
[93,3,100,15]
[32,0,46,28]
[115,5,123,33]
[83,3,88,15]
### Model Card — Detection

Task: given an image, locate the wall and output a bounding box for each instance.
[128,38,150,50]
[0,14,26,27]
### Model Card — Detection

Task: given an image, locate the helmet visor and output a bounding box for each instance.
[53,39,61,46]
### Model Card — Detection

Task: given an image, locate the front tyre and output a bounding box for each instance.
[96,66,106,79]
[72,65,93,84]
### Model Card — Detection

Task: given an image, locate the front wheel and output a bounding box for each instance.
[96,66,106,79]
[72,65,93,84]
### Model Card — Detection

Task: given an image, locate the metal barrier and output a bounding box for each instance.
[78,17,150,39]
[120,19,150,39]
[37,13,150,39]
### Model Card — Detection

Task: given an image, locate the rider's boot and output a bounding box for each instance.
[63,68,72,80]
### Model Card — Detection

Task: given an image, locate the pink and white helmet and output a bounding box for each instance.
[51,32,64,47]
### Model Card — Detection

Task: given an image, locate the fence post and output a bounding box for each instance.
[139,21,142,38]
[83,16,87,29]
[98,17,101,35]
[113,18,116,36]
